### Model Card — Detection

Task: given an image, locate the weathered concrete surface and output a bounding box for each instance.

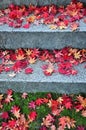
[0,0,86,8]
[0,62,86,93]
[0,21,86,49]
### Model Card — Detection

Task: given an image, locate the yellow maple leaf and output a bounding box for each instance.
[69,48,78,55]
[49,24,57,30]
[74,51,82,59]
[28,57,36,64]
[0,94,3,100]
[25,49,33,56]
[16,54,25,60]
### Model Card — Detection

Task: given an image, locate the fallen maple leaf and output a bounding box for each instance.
[28,111,37,122]
[1,112,9,119]
[8,72,16,78]
[39,126,47,130]
[23,23,30,28]
[42,63,54,76]
[49,24,57,30]
[81,110,86,117]
[70,22,79,31]
[50,125,56,130]
[58,116,67,129]
[22,92,28,99]
[5,94,13,103]
[65,101,73,109]
[57,20,69,29]
[25,68,33,74]
[0,94,3,101]
[66,116,76,129]
[35,98,43,106]
[28,101,36,109]
[77,126,85,130]
[8,119,16,128]
[27,15,36,23]
[41,114,54,128]
[4,67,11,72]
[11,105,20,118]
[77,95,86,108]
[28,57,36,64]
[74,51,82,59]
[7,89,13,95]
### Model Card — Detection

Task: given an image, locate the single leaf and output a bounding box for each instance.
[81,110,86,117]
[25,68,33,74]
[49,24,57,30]
[8,72,16,78]
[11,106,20,118]
[23,23,30,29]
[1,112,9,119]
[70,22,79,31]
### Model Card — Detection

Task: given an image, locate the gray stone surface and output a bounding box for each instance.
[0,61,86,94]
[0,20,86,49]
[0,0,86,8]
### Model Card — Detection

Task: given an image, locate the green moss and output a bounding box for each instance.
[0,92,86,129]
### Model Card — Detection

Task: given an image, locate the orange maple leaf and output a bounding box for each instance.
[81,110,86,117]
[27,15,36,23]
[70,22,79,31]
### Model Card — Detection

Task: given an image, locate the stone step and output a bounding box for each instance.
[0,20,86,49]
[0,0,72,8]
[0,0,86,8]
[0,61,86,94]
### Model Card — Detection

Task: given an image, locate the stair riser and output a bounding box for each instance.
[0,0,86,8]
[0,32,86,49]
[0,82,86,94]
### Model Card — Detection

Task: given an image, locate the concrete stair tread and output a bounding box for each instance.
[0,61,86,82]
[0,61,86,93]
[0,20,86,32]
[0,20,86,49]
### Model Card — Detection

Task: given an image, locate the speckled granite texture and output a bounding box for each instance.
[0,62,86,93]
[0,0,86,93]
[0,21,86,49]
[0,0,86,8]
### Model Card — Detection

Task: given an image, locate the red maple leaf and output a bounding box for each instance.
[51,100,59,110]
[12,60,28,72]
[65,102,73,109]
[62,95,73,109]
[23,23,30,28]
[6,89,13,95]
[28,111,37,121]
[8,120,16,128]
[0,64,4,73]
[25,67,33,74]
[35,98,43,106]
[1,112,9,119]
